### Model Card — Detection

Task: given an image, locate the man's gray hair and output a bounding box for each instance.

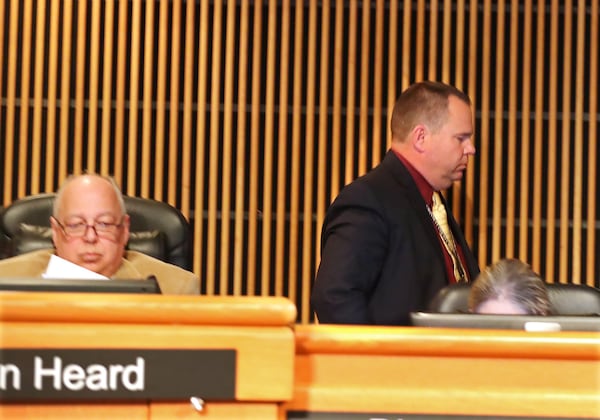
[468,258,551,315]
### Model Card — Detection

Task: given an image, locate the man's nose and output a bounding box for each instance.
[82,224,99,241]
[464,139,476,155]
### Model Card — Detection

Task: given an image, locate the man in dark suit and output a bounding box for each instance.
[311,81,480,325]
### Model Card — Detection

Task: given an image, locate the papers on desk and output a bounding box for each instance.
[42,254,109,280]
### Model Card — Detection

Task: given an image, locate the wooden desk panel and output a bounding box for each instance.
[284,324,600,419]
[0,404,148,420]
[0,399,279,419]
[0,293,297,326]
[151,401,279,419]
[1,322,294,401]
[0,293,297,420]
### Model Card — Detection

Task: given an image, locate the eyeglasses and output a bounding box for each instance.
[52,217,124,238]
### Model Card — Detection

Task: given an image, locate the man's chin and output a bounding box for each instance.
[453,170,465,180]
[440,177,463,190]
[77,261,103,275]
[448,173,465,185]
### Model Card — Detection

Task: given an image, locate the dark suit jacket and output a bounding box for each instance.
[311,150,479,325]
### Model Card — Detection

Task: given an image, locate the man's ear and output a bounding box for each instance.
[411,124,428,153]
[49,216,60,246]
[122,214,131,228]
[122,214,131,241]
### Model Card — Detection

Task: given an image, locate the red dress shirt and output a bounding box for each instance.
[393,150,469,284]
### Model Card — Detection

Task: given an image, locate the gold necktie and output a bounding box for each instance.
[431,192,466,282]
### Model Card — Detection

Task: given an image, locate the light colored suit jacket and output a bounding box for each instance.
[0,249,199,295]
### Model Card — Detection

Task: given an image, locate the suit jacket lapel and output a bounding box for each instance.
[381,151,442,250]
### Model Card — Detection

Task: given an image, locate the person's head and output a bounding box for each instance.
[50,174,131,277]
[390,81,476,191]
[468,259,551,315]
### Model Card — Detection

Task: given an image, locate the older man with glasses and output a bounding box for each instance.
[0,174,199,295]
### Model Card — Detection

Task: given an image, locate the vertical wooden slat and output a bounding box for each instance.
[491,0,505,262]
[154,0,170,200]
[401,0,412,90]
[570,0,586,284]
[87,0,101,172]
[477,0,492,268]
[559,0,572,283]
[449,0,463,222]
[193,0,210,280]
[302,0,317,311]
[358,0,369,175]
[454,0,468,223]
[73,1,86,174]
[234,0,251,295]
[275,0,296,301]
[17,0,33,196]
[545,0,559,283]
[127,0,142,194]
[140,0,155,197]
[441,0,451,81]
[464,0,478,245]
[3,0,18,205]
[180,0,194,217]
[207,0,223,292]
[331,0,344,200]
[58,0,74,184]
[519,0,533,262]
[168,0,182,208]
[427,0,438,81]
[586,0,598,287]
[315,0,331,253]
[314,0,331,321]
[245,0,263,295]
[221,0,237,293]
[371,0,384,166]
[284,2,304,301]
[387,0,398,149]
[113,0,129,187]
[45,0,60,191]
[531,0,545,273]
[31,0,47,193]
[100,0,115,175]
[289,0,304,309]
[505,0,519,257]
[344,0,357,183]
[260,0,277,296]
[415,0,425,80]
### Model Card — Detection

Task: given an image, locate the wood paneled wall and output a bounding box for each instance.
[1,1,598,323]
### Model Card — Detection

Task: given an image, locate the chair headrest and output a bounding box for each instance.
[428,282,600,316]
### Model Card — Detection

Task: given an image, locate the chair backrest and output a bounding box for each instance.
[0,193,192,270]
[0,206,11,259]
[428,282,600,316]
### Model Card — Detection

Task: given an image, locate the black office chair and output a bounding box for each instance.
[0,206,11,260]
[0,193,192,270]
[428,282,600,316]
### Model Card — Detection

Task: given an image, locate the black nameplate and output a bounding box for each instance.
[287,412,587,420]
[0,349,236,401]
